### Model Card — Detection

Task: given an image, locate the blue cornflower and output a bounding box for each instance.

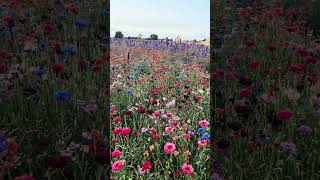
[75,20,89,29]
[54,90,70,102]
[61,43,76,55]
[127,89,132,94]
[201,133,210,140]
[128,75,134,79]
[133,67,139,71]
[32,68,47,77]
[198,127,205,133]
[0,132,7,160]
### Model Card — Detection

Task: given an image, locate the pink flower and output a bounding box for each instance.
[197,140,209,147]
[182,163,193,175]
[170,121,179,127]
[112,160,125,173]
[111,150,122,158]
[165,127,174,133]
[113,116,122,123]
[164,142,176,154]
[166,100,175,107]
[121,128,131,136]
[198,120,209,127]
[164,113,174,119]
[112,127,122,135]
[261,93,275,103]
[152,111,161,118]
[138,167,147,175]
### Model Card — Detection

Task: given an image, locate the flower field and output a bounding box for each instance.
[1,1,109,179]
[211,0,320,179]
[110,40,210,179]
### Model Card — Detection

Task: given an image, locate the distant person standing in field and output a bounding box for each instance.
[127,52,130,63]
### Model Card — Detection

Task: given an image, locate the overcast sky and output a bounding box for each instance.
[111,0,210,40]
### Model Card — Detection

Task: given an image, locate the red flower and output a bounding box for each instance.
[153,134,160,140]
[75,58,87,67]
[212,70,224,80]
[226,55,241,66]
[303,56,317,65]
[286,25,299,33]
[275,7,284,16]
[267,43,277,51]
[248,59,260,70]
[138,107,146,113]
[244,40,255,48]
[0,49,14,59]
[142,161,152,171]
[52,63,64,74]
[226,73,236,81]
[0,63,8,73]
[194,95,202,102]
[175,170,182,176]
[151,90,158,95]
[43,22,54,34]
[113,127,122,135]
[239,88,253,97]
[288,64,304,73]
[48,40,62,51]
[93,66,102,72]
[121,128,131,136]
[236,7,247,17]
[276,111,293,121]
[14,175,36,180]
[48,154,70,169]
[296,48,310,57]
[113,116,122,123]
[6,138,18,161]
[2,15,14,26]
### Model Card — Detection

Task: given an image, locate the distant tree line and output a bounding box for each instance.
[114,31,159,40]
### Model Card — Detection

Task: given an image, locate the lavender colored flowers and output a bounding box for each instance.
[279,142,297,154]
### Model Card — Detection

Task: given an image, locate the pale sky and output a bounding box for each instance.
[110,0,210,40]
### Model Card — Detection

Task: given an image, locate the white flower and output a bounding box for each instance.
[261,93,275,103]
[284,88,300,101]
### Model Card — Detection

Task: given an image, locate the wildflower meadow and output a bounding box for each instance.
[1,1,109,179]
[211,0,320,179]
[110,40,210,179]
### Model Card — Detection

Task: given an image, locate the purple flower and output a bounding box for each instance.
[279,142,297,154]
[296,125,312,137]
[210,173,224,180]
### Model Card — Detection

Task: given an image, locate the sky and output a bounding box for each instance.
[111,0,210,40]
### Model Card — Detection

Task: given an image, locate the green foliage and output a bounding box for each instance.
[149,34,158,40]
[115,31,124,38]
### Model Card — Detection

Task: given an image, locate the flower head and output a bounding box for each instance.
[164,142,176,154]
